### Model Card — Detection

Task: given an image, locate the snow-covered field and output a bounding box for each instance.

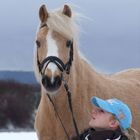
[0,132,38,140]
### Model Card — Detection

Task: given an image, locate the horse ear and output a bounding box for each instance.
[39,5,49,23]
[62,5,72,17]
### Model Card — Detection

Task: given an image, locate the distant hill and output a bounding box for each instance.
[0,71,38,85]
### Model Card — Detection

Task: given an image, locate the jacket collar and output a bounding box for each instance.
[89,127,126,140]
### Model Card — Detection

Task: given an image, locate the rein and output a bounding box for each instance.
[36,40,80,140]
[47,77,80,140]
[62,76,80,140]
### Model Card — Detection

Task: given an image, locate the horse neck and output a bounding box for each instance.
[70,47,97,86]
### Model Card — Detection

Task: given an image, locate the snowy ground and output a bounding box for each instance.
[0,132,38,140]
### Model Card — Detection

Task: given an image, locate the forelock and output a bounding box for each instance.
[47,8,79,40]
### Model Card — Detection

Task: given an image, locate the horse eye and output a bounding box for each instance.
[36,40,41,47]
[66,40,72,48]
[40,23,48,29]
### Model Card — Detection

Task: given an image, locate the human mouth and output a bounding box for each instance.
[90,114,95,120]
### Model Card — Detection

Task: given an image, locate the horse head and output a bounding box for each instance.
[34,5,76,95]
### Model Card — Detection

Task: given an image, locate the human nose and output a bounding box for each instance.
[91,108,98,115]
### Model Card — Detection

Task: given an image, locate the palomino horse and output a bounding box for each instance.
[34,4,140,140]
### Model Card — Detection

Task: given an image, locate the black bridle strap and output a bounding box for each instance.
[37,40,73,75]
[62,78,80,140]
[47,94,70,140]
[46,80,80,140]
[40,56,66,73]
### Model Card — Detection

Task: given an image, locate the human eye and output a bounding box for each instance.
[99,109,105,113]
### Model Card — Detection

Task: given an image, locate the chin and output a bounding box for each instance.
[89,120,93,128]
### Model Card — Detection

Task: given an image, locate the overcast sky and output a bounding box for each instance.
[0,0,140,73]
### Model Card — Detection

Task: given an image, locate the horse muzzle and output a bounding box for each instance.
[37,55,72,93]
[42,74,62,92]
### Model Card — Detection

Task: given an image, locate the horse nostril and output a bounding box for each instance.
[42,75,62,92]
[54,76,62,87]
[42,75,49,87]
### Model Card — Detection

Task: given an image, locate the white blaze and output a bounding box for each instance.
[46,31,59,83]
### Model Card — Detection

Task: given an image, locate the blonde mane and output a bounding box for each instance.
[47,7,79,40]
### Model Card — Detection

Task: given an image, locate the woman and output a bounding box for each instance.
[72,96,139,140]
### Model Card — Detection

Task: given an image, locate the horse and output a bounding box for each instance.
[34,4,140,140]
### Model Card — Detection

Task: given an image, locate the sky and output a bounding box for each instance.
[0,0,140,73]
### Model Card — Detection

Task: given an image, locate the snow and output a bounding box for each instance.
[0,132,38,140]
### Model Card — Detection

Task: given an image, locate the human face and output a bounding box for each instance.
[89,106,116,131]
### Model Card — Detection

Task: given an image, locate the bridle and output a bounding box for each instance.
[36,37,80,140]
[37,40,73,75]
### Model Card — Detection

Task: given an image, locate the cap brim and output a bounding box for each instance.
[91,97,114,114]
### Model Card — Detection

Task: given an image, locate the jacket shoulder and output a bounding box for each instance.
[120,135,129,140]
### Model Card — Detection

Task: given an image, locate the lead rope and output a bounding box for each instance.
[46,74,80,140]
[47,93,71,140]
[62,74,80,140]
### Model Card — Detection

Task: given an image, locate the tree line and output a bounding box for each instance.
[0,80,40,131]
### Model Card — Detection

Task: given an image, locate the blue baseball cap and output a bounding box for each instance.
[91,96,132,130]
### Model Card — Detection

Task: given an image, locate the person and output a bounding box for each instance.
[72,96,135,140]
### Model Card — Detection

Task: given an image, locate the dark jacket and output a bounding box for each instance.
[72,128,128,140]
